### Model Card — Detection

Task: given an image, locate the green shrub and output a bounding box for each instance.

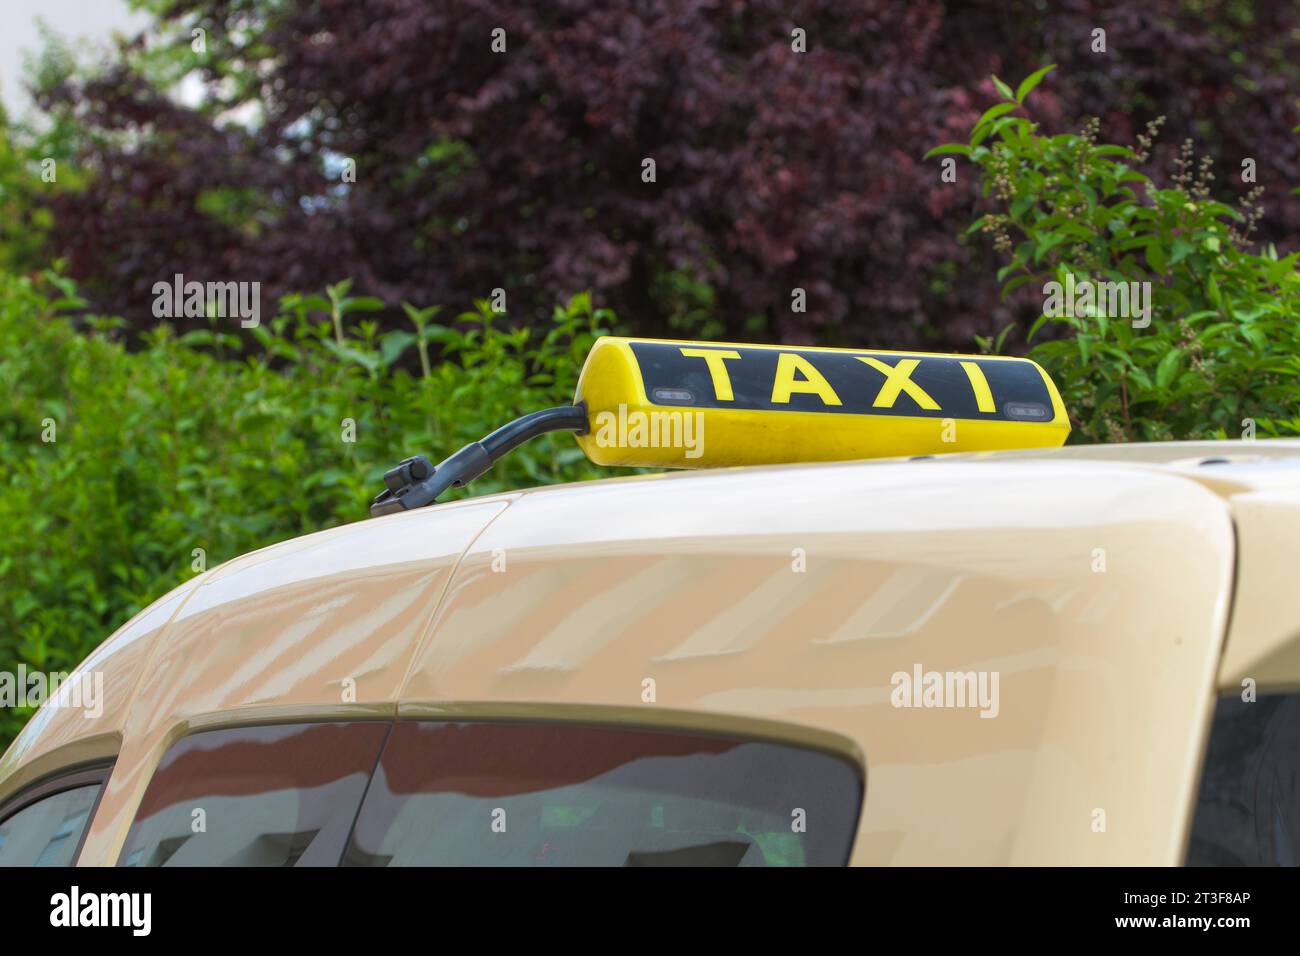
[930,66,1300,443]
[0,270,615,748]
[0,114,57,276]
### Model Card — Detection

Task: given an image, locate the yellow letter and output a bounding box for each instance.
[771,353,841,406]
[959,361,996,413]
[679,348,741,401]
[857,357,940,410]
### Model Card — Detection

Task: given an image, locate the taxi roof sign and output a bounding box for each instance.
[372,335,1070,515]
[573,336,1070,469]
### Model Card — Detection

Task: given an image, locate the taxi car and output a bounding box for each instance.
[1,337,1297,866]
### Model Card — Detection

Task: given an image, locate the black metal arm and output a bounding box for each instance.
[370,404,589,517]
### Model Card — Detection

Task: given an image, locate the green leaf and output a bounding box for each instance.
[994,323,1016,353]
[923,144,972,159]
[1033,232,1069,263]
[1000,274,1037,299]
[977,102,1013,130]
[1145,242,1168,275]
[325,278,354,302]
[985,116,1023,143]
[1207,275,1222,308]
[992,75,1016,102]
[287,294,331,314]
[1026,312,1050,342]
[1015,64,1056,102]
[1156,348,1183,389]
[972,102,1019,134]
[379,331,416,366]
[339,296,385,314]
[178,329,217,349]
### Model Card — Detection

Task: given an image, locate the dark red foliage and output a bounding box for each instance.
[34,0,1300,347]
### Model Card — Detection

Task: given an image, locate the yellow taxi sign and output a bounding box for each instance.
[573,337,1070,468]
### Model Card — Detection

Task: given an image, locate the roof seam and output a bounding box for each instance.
[106,571,213,753]
[392,495,519,702]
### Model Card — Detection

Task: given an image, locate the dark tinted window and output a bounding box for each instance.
[0,783,102,866]
[1187,692,1300,865]
[344,721,862,866]
[120,722,388,866]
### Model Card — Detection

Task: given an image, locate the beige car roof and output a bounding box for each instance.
[5,438,1300,864]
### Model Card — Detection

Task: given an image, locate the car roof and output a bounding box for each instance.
[6,437,1300,863]
[7,436,1298,773]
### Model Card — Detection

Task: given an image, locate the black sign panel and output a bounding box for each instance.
[629,342,1054,421]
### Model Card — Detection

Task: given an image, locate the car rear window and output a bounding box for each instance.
[343,720,862,866]
[119,721,389,866]
[1186,692,1300,865]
